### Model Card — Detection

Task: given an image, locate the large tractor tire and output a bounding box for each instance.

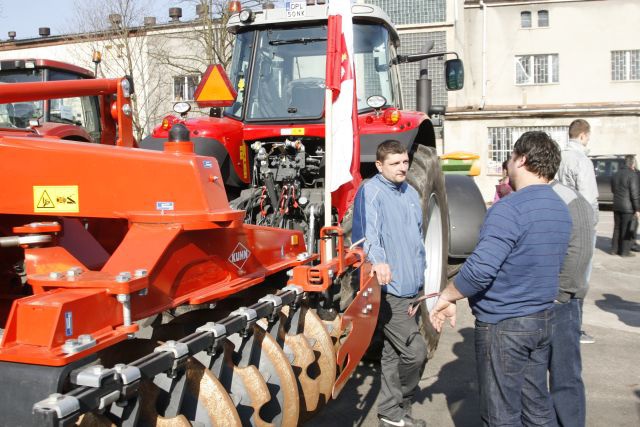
[406,145,449,359]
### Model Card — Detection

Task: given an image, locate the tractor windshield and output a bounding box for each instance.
[225,23,396,121]
[0,68,100,137]
[0,70,45,128]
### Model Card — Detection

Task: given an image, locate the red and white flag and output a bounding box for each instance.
[325,0,361,221]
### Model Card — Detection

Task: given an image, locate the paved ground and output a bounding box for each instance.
[307,209,640,426]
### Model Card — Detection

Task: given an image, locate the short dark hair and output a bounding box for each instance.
[569,119,590,139]
[512,131,561,180]
[376,140,407,162]
[624,155,636,169]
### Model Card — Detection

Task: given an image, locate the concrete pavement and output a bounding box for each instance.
[307,209,640,426]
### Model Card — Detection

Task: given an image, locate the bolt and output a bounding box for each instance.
[134,268,148,278]
[366,303,373,311]
[363,290,370,297]
[78,334,93,344]
[49,271,63,279]
[116,272,131,283]
[116,294,130,303]
[47,393,64,404]
[367,287,373,293]
[66,267,83,277]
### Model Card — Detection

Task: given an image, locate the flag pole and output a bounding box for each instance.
[324,87,334,260]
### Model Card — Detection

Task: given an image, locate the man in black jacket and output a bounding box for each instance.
[611,155,640,256]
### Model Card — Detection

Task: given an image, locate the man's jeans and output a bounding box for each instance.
[475,309,557,427]
[550,299,585,427]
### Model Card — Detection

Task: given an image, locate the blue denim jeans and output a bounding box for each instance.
[475,309,557,427]
[549,299,585,427]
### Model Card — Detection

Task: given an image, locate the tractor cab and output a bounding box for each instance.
[224,3,402,123]
[0,59,104,143]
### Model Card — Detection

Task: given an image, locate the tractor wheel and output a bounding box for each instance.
[406,145,450,359]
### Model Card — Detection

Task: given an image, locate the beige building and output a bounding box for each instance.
[446,0,640,200]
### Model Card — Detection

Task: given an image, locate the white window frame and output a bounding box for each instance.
[515,54,559,85]
[173,75,201,101]
[520,11,532,28]
[611,50,640,81]
[537,10,549,27]
[487,126,569,175]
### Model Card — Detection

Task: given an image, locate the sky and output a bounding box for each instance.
[0,0,195,40]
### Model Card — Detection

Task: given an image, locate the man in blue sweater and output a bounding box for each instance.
[430,131,572,426]
[352,140,427,427]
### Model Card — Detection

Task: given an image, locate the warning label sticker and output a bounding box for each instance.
[33,186,79,213]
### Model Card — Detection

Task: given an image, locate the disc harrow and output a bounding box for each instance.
[31,285,360,426]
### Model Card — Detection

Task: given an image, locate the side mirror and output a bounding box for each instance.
[445,59,464,91]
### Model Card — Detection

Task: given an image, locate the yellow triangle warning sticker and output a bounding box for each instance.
[33,186,79,213]
[194,64,238,108]
[36,190,55,209]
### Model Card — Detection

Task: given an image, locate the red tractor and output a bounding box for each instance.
[0,58,120,145]
[143,1,486,349]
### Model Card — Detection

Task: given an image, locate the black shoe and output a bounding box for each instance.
[621,252,636,257]
[379,414,426,427]
[631,245,640,252]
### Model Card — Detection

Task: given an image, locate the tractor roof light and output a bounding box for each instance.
[229,1,241,13]
[383,108,401,125]
[239,9,254,23]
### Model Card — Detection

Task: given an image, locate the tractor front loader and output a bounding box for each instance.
[0,76,379,426]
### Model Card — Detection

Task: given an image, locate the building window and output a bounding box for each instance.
[538,10,549,27]
[520,11,532,28]
[515,54,559,85]
[173,75,200,101]
[611,50,640,81]
[487,126,569,175]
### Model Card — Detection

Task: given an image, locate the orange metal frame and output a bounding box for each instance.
[0,77,380,371]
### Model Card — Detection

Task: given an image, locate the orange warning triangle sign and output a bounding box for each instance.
[194,64,238,108]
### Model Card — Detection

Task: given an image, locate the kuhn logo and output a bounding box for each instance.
[228,243,251,270]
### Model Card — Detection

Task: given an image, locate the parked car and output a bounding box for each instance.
[589,154,630,206]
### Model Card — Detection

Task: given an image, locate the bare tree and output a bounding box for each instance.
[68,0,168,140]
[146,0,261,119]
[151,0,260,72]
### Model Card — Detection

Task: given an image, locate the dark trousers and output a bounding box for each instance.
[550,299,585,427]
[475,309,557,427]
[378,293,428,420]
[612,211,634,255]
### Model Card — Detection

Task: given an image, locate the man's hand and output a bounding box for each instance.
[429,297,457,333]
[371,263,392,285]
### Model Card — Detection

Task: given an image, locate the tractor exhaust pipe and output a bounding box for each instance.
[416,42,434,114]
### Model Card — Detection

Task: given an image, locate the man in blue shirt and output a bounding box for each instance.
[430,131,572,426]
[352,140,427,427]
